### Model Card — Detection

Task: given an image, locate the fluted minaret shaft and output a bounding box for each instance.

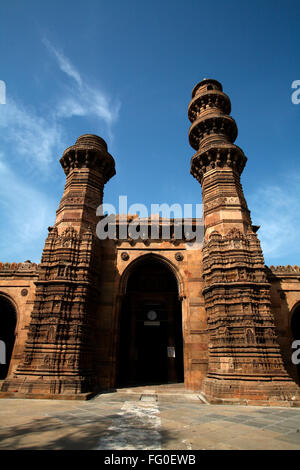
[189,79,251,238]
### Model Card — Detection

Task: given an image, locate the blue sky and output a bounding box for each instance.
[0,0,299,266]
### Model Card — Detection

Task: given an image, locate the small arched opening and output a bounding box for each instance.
[117,256,184,387]
[0,294,17,380]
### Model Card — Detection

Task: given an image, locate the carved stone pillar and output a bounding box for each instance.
[189,79,300,404]
[1,135,115,398]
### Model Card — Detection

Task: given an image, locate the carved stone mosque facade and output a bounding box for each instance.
[1,79,300,406]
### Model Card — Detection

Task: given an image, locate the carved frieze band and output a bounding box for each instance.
[0,261,39,272]
[60,148,115,183]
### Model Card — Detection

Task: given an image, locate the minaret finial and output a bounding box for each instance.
[188,78,247,184]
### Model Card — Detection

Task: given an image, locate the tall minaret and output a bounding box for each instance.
[189,79,250,238]
[188,79,300,404]
[1,135,115,398]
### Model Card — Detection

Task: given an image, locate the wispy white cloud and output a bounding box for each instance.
[0,38,120,261]
[43,37,120,128]
[43,37,82,87]
[0,154,56,262]
[248,176,300,265]
[0,98,63,172]
[0,38,120,175]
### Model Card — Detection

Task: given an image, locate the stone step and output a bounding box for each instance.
[115,382,198,396]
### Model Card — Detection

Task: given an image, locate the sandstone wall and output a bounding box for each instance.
[0,262,38,377]
[269,265,300,384]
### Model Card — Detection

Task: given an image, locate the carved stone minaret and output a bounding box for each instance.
[189,79,250,237]
[57,134,115,234]
[2,135,115,398]
[189,79,300,404]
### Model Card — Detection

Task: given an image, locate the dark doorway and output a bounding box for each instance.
[291,305,300,382]
[117,258,184,387]
[0,296,17,380]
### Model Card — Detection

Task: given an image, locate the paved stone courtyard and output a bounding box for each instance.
[1,385,300,450]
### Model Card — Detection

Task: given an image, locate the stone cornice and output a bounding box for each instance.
[105,216,203,243]
[60,135,116,183]
[191,146,247,183]
[269,265,300,272]
[267,265,300,278]
[0,261,39,272]
[188,90,231,121]
[189,115,238,151]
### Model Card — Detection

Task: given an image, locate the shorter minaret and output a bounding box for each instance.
[57,134,115,234]
[1,135,115,398]
[188,79,300,404]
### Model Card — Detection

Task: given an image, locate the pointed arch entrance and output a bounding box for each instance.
[117,255,184,387]
[0,294,17,380]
